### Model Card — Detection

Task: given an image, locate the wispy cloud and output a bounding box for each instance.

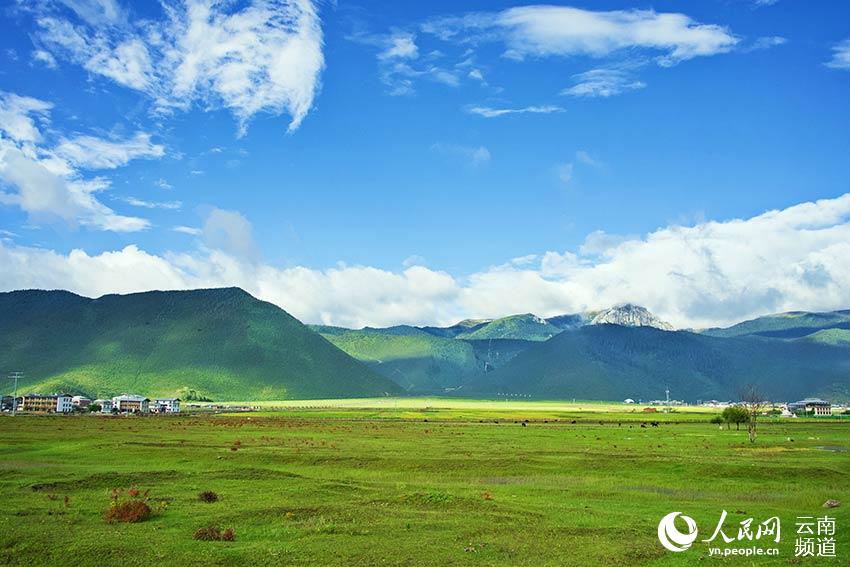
[30,0,325,134]
[562,68,646,98]
[55,132,164,170]
[121,197,182,210]
[466,105,564,118]
[745,36,787,52]
[0,91,151,232]
[173,225,201,236]
[31,49,57,68]
[154,178,173,190]
[826,39,850,70]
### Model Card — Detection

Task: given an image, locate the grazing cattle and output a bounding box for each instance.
[651,421,659,427]
[640,423,647,428]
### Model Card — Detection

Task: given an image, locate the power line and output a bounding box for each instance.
[8,371,22,416]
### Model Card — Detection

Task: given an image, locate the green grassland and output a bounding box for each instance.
[0,401,847,566]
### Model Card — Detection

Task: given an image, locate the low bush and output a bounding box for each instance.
[198,490,219,503]
[105,499,151,523]
[104,487,152,523]
[193,526,235,541]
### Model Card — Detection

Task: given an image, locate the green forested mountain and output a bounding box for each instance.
[0,288,400,400]
[310,325,481,392]
[454,314,562,341]
[468,325,850,402]
[3,288,849,403]
[702,310,850,338]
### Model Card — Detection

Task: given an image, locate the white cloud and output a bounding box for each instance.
[154,178,173,190]
[746,36,786,51]
[121,197,182,210]
[31,49,58,68]
[378,32,419,60]
[0,140,149,231]
[562,68,646,98]
[55,132,165,170]
[0,91,153,232]
[33,0,325,134]
[466,105,564,118]
[826,39,850,70]
[0,92,53,143]
[424,6,738,66]
[58,0,127,25]
[173,225,202,235]
[5,194,849,329]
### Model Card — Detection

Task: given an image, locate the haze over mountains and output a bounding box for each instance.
[2,288,849,402]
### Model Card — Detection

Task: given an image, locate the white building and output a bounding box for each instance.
[112,394,150,414]
[57,395,73,413]
[93,399,113,413]
[152,398,181,413]
[71,395,91,408]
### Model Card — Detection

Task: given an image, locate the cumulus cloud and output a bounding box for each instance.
[561,68,646,98]
[423,5,738,66]
[466,105,563,118]
[826,39,850,70]
[3,194,850,329]
[32,0,325,133]
[0,91,153,231]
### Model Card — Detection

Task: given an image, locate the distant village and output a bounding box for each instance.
[0,390,846,417]
[623,396,844,417]
[0,393,180,414]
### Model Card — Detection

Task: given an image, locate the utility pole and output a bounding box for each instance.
[665,386,670,405]
[9,371,22,416]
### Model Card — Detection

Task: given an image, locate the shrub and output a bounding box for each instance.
[105,487,153,524]
[104,500,151,523]
[480,491,494,501]
[193,526,235,541]
[198,491,219,503]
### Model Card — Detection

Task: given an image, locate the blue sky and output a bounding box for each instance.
[1,0,850,329]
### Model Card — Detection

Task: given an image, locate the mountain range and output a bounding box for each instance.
[2,288,849,402]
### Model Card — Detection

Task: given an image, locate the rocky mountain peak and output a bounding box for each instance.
[588,304,674,330]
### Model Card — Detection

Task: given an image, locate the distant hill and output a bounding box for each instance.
[419,319,491,339]
[702,310,850,339]
[466,325,850,402]
[796,328,850,346]
[0,288,400,400]
[455,314,562,342]
[311,325,481,392]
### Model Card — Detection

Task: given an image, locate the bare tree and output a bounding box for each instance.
[738,384,767,443]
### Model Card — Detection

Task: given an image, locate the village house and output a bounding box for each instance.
[111,394,150,414]
[787,398,832,416]
[71,395,91,408]
[152,398,181,413]
[20,393,73,413]
[93,399,113,413]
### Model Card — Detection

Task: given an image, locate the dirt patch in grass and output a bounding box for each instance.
[31,470,184,492]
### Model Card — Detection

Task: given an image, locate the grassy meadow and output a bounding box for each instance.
[0,400,847,566]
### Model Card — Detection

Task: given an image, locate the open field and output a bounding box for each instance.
[0,403,847,566]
